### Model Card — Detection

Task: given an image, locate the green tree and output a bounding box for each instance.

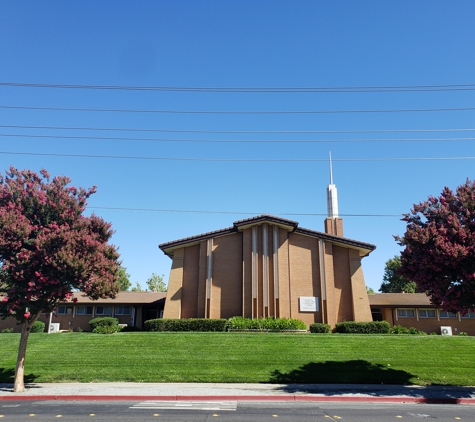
[117,266,131,291]
[146,273,167,292]
[379,255,418,293]
[130,281,144,292]
[366,286,375,294]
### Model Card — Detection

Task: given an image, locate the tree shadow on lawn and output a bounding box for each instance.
[269,360,413,385]
[0,368,38,391]
[268,360,475,399]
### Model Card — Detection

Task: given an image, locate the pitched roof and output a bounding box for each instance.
[368,293,433,307]
[159,214,376,258]
[70,291,166,305]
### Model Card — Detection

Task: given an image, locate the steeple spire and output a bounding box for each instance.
[327,151,339,218]
[324,152,344,236]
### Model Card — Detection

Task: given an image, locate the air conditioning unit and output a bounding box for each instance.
[49,323,60,333]
[441,326,452,336]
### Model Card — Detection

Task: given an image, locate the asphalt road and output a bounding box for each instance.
[1,400,475,421]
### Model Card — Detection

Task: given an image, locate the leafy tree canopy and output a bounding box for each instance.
[146,273,167,292]
[396,179,475,313]
[130,274,167,292]
[379,255,418,293]
[117,266,131,291]
[0,167,120,391]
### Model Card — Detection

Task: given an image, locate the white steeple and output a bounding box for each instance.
[326,152,339,218]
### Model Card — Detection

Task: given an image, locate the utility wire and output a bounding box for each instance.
[1,81,475,92]
[89,206,401,217]
[3,133,475,144]
[1,104,475,114]
[2,124,475,135]
[2,151,475,162]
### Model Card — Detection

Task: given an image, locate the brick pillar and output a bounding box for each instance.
[349,249,373,322]
[323,242,337,327]
[162,248,184,319]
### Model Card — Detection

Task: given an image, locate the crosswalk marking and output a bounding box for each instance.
[130,401,237,411]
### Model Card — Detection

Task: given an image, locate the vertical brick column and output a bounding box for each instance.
[323,242,337,327]
[349,249,373,321]
[162,247,184,319]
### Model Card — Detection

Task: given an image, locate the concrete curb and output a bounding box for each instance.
[1,395,475,404]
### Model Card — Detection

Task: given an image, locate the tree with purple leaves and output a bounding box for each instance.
[0,167,120,392]
[397,179,475,314]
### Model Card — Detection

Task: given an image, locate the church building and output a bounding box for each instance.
[159,169,377,328]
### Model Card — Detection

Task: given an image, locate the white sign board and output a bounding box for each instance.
[299,296,319,312]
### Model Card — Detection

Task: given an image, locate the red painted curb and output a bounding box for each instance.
[1,395,475,404]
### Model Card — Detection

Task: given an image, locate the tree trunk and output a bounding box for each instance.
[13,317,38,392]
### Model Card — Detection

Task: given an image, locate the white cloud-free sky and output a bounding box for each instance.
[1,1,474,292]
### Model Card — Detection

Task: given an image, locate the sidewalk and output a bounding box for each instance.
[1,383,475,404]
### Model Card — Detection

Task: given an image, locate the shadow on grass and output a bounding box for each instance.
[270,360,413,385]
[0,368,38,390]
[268,360,475,399]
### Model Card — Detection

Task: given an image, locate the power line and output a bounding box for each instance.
[2,124,475,135]
[1,81,475,92]
[1,104,475,114]
[3,133,475,144]
[89,206,401,217]
[2,151,475,162]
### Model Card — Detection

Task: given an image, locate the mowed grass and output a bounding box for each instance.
[1,332,475,385]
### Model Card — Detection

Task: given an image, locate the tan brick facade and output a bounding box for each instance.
[159,215,375,328]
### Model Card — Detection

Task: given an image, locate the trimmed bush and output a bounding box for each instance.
[334,321,390,334]
[120,325,141,332]
[92,325,120,334]
[1,328,14,333]
[388,325,426,335]
[227,316,307,331]
[144,318,227,332]
[309,323,331,333]
[30,321,45,333]
[89,317,119,331]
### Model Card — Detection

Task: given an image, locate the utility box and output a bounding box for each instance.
[440,326,452,335]
[49,323,60,333]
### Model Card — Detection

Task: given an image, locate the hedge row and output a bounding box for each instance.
[227,316,307,331]
[144,318,228,332]
[334,321,390,334]
[309,323,331,333]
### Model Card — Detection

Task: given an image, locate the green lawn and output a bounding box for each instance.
[1,332,474,385]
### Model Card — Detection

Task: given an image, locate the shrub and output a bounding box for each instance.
[92,325,120,334]
[389,325,409,334]
[144,318,227,332]
[1,328,14,333]
[227,316,307,331]
[309,323,332,333]
[459,331,468,336]
[120,325,141,332]
[30,321,45,333]
[389,325,426,335]
[334,321,390,334]
[429,332,438,335]
[89,317,119,330]
[408,327,427,335]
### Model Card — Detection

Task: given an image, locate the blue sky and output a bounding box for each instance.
[0,1,474,291]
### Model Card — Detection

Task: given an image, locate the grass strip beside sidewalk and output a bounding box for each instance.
[1,332,474,385]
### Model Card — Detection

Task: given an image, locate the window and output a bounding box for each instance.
[397,308,415,318]
[76,306,93,315]
[439,310,457,318]
[115,306,131,315]
[418,309,436,318]
[95,306,112,316]
[461,311,475,319]
[56,306,73,315]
